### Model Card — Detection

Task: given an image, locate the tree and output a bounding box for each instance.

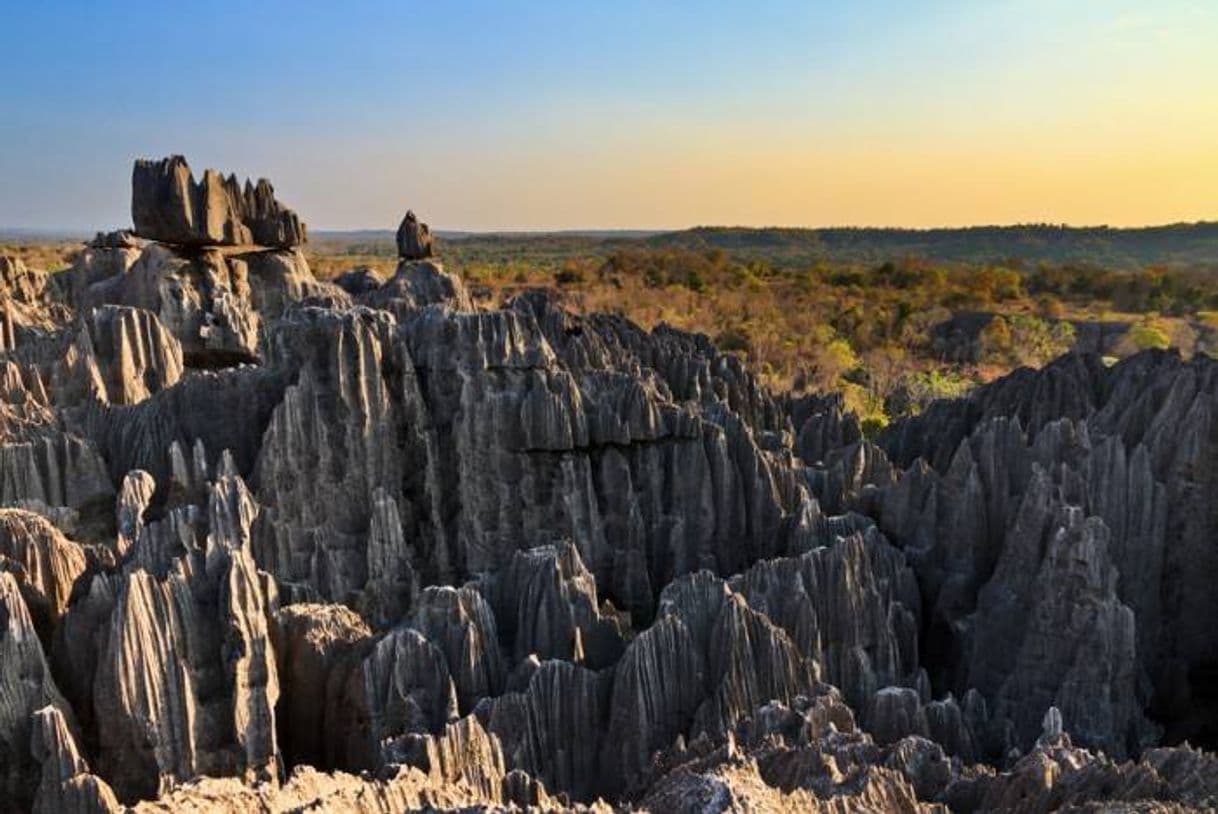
[862,345,908,403]
[1127,321,1171,351]
[1009,315,1075,367]
[807,336,859,392]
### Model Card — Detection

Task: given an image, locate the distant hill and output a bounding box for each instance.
[16,223,1209,270]
[646,223,1218,269]
[0,227,90,242]
[311,228,662,242]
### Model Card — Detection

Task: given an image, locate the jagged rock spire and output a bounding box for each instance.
[131,155,307,248]
[396,210,434,259]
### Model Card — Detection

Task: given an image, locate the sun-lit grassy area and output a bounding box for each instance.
[415,239,1218,429]
[1,242,80,273]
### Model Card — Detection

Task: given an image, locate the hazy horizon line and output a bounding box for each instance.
[5,218,1217,241]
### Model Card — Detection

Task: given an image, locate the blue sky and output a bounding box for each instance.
[2,1,1215,230]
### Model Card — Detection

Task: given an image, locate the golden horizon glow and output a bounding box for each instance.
[2,1,1215,231]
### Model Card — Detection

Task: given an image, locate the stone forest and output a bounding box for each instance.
[0,157,1216,813]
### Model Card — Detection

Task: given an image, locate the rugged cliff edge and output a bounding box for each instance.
[0,158,1215,812]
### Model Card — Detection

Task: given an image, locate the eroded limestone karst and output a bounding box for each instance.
[132,155,307,248]
[0,159,1215,813]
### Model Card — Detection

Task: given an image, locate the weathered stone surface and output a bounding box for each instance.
[363,259,472,315]
[599,531,920,797]
[84,306,184,405]
[365,624,459,765]
[868,686,930,746]
[60,473,283,803]
[130,716,585,813]
[67,242,261,362]
[875,350,1218,757]
[0,572,76,811]
[0,429,112,533]
[88,230,143,250]
[407,586,504,713]
[396,210,433,260]
[478,541,625,668]
[272,603,374,771]
[114,469,155,558]
[480,659,605,801]
[61,243,337,368]
[9,158,1218,812]
[0,509,87,639]
[0,255,50,308]
[29,705,120,814]
[333,266,384,297]
[252,307,416,611]
[245,291,823,633]
[132,156,306,248]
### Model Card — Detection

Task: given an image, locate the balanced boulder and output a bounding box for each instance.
[396,210,434,259]
[131,155,307,248]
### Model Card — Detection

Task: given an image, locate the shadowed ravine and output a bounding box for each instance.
[0,157,1215,813]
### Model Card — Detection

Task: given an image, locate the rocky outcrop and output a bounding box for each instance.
[478,541,626,668]
[406,586,504,713]
[0,255,58,353]
[84,305,184,404]
[88,230,143,250]
[944,727,1218,813]
[333,266,384,296]
[0,572,76,812]
[0,425,112,533]
[132,156,306,248]
[272,603,374,771]
[66,244,343,367]
[363,259,472,314]
[364,624,460,765]
[132,716,579,813]
[479,659,605,801]
[248,292,819,630]
[114,469,155,557]
[8,159,1218,813]
[0,255,49,308]
[598,531,920,798]
[396,210,433,260]
[66,242,261,362]
[57,473,281,803]
[60,162,336,366]
[29,706,120,814]
[0,510,88,639]
[876,351,1218,757]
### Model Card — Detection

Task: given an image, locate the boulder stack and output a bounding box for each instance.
[131,155,307,248]
[396,210,434,259]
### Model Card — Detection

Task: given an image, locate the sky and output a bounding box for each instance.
[1,0,1215,232]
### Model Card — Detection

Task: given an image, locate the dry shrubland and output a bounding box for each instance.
[10,232,1215,435]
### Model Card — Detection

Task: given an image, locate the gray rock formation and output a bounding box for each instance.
[132,156,306,248]
[88,230,143,250]
[363,258,472,314]
[396,210,433,260]
[875,350,1218,758]
[0,510,88,639]
[478,541,626,668]
[84,306,184,404]
[4,159,1218,813]
[333,266,385,296]
[0,572,76,811]
[50,472,281,803]
[29,706,120,814]
[272,603,374,771]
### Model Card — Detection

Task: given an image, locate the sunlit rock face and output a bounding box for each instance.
[131,155,307,249]
[1,159,1216,813]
